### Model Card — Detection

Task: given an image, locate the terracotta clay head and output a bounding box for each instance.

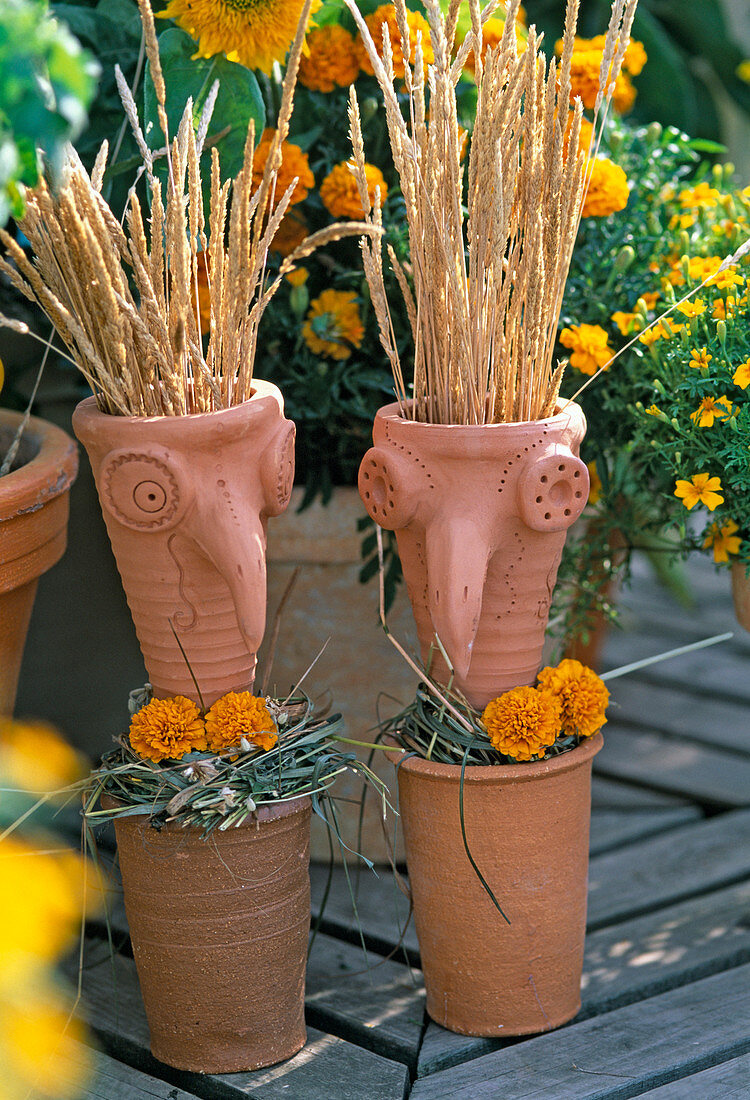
[73,380,294,704]
[358,401,588,708]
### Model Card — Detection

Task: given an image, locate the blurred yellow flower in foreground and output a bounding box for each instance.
[1,982,93,1100]
[0,717,89,795]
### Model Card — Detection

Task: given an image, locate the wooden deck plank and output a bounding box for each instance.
[594,726,750,809]
[310,864,419,960]
[588,808,750,930]
[410,964,750,1098]
[608,679,750,756]
[418,879,750,1078]
[74,949,409,1100]
[52,1040,202,1099]
[638,1053,750,1097]
[306,931,425,1069]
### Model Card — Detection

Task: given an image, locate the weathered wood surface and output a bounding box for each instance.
[74,949,410,1100]
[410,964,750,1099]
[53,1040,202,1099]
[638,1053,750,1097]
[608,678,750,755]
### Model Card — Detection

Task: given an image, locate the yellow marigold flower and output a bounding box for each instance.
[690,395,733,427]
[639,291,660,309]
[675,298,706,318]
[299,24,359,92]
[587,460,602,505]
[537,658,609,739]
[679,182,721,210]
[645,404,662,417]
[674,473,724,511]
[669,212,696,231]
[157,0,321,74]
[356,4,433,80]
[2,986,94,1098]
[712,296,736,320]
[732,358,750,388]
[205,691,277,753]
[559,323,613,376]
[320,160,387,219]
[708,268,744,291]
[481,687,562,761]
[462,17,527,75]
[271,209,309,256]
[252,130,314,207]
[703,519,742,563]
[302,288,364,360]
[0,718,88,795]
[687,255,722,282]
[581,158,629,218]
[690,347,712,370]
[611,310,640,335]
[638,326,663,347]
[129,696,207,762]
[285,267,308,287]
[736,60,750,83]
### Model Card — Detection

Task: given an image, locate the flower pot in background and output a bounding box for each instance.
[394,733,602,1036]
[261,486,417,862]
[359,401,589,709]
[0,409,77,715]
[730,560,750,631]
[112,797,311,1072]
[72,381,295,705]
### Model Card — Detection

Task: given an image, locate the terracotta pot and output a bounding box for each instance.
[395,733,602,1036]
[112,797,311,1072]
[359,401,589,708]
[731,560,750,632]
[0,409,78,714]
[72,382,295,704]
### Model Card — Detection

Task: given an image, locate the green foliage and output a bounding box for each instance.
[0,0,97,225]
[528,0,750,141]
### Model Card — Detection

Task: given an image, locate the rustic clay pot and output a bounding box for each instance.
[112,797,311,1072]
[394,733,602,1036]
[72,381,295,704]
[359,401,589,708]
[0,409,78,714]
[731,561,750,632]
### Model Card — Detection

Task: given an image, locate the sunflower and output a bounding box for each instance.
[205,692,278,752]
[537,659,609,739]
[302,289,364,360]
[157,0,322,74]
[128,696,208,762]
[481,686,562,761]
[320,161,387,219]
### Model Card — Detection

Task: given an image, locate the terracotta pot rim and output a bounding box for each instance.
[0,409,78,520]
[391,731,603,784]
[102,791,311,828]
[73,378,283,428]
[375,397,583,433]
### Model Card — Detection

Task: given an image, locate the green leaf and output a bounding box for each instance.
[144,26,264,182]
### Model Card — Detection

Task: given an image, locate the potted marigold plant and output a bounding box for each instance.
[344,0,639,1036]
[1,0,384,1072]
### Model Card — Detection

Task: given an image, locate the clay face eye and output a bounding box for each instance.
[101,451,182,530]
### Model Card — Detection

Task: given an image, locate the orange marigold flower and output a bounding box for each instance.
[559,323,613,376]
[537,658,609,739]
[285,266,308,287]
[679,182,721,210]
[205,692,278,753]
[299,24,360,91]
[302,288,364,360]
[320,160,387,219]
[611,310,640,335]
[356,4,433,80]
[462,16,527,75]
[703,519,742,563]
[129,696,207,763]
[192,250,211,336]
[712,296,736,320]
[587,460,602,505]
[252,129,314,207]
[564,48,638,113]
[732,358,750,388]
[481,687,562,761]
[271,209,309,256]
[582,158,629,218]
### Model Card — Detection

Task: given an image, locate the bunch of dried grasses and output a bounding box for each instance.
[346,0,638,425]
[0,0,374,417]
